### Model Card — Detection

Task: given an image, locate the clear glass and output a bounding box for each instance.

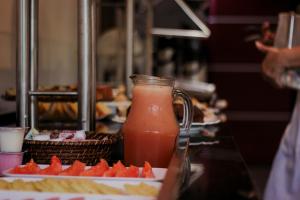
[275,12,300,89]
[122,74,193,168]
[280,69,300,90]
[0,127,26,152]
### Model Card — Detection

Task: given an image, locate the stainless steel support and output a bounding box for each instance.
[152,28,209,38]
[29,0,38,129]
[288,12,295,48]
[78,0,96,131]
[116,8,125,85]
[28,91,78,96]
[152,0,210,38]
[91,0,96,131]
[125,0,134,97]
[17,0,30,128]
[145,0,153,75]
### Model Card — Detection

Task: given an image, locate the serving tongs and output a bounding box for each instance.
[157,139,191,200]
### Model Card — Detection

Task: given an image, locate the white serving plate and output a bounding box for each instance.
[189,119,221,126]
[114,117,221,126]
[101,101,131,108]
[2,165,167,182]
[0,177,161,200]
[180,120,221,136]
[111,115,127,123]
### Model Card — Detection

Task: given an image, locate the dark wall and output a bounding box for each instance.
[208,0,297,164]
[210,0,292,16]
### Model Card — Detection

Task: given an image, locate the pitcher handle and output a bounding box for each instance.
[173,88,193,139]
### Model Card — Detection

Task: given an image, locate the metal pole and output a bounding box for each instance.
[30,0,39,129]
[90,0,96,131]
[151,0,210,38]
[145,0,153,75]
[78,0,96,131]
[288,12,295,49]
[116,8,124,85]
[125,0,134,97]
[17,0,30,128]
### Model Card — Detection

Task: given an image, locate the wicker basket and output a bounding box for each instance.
[23,133,119,165]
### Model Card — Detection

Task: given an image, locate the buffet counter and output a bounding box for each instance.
[0,85,258,200]
[0,117,258,199]
[179,136,258,200]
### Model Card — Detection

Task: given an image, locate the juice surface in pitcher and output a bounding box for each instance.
[122,84,179,168]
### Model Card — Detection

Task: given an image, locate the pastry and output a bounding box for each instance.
[96,102,112,119]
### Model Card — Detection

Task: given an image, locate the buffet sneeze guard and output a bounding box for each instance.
[16,0,210,130]
[16,0,96,131]
[125,0,211,97]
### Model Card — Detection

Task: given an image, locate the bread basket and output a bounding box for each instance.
[22,132,119,165]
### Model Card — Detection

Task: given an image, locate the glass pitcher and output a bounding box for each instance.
[122,74,193,168]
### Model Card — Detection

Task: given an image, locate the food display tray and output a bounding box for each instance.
[3,165,167,182]
[0,177,161,200]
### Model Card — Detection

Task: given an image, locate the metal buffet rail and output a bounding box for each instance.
[124,0,211,96]
[16,0,96,131]
[16,0,211,130]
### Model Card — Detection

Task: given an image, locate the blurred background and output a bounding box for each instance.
[1,0,300,197]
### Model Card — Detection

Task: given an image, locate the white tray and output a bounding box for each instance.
[0,177,161,200]
[3,165,167,182]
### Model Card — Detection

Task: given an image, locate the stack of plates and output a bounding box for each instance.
[180,120,221,137]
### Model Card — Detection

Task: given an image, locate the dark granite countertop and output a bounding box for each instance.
[179,136,259,200]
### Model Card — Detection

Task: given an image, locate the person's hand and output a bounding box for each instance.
[255,41,288,87]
